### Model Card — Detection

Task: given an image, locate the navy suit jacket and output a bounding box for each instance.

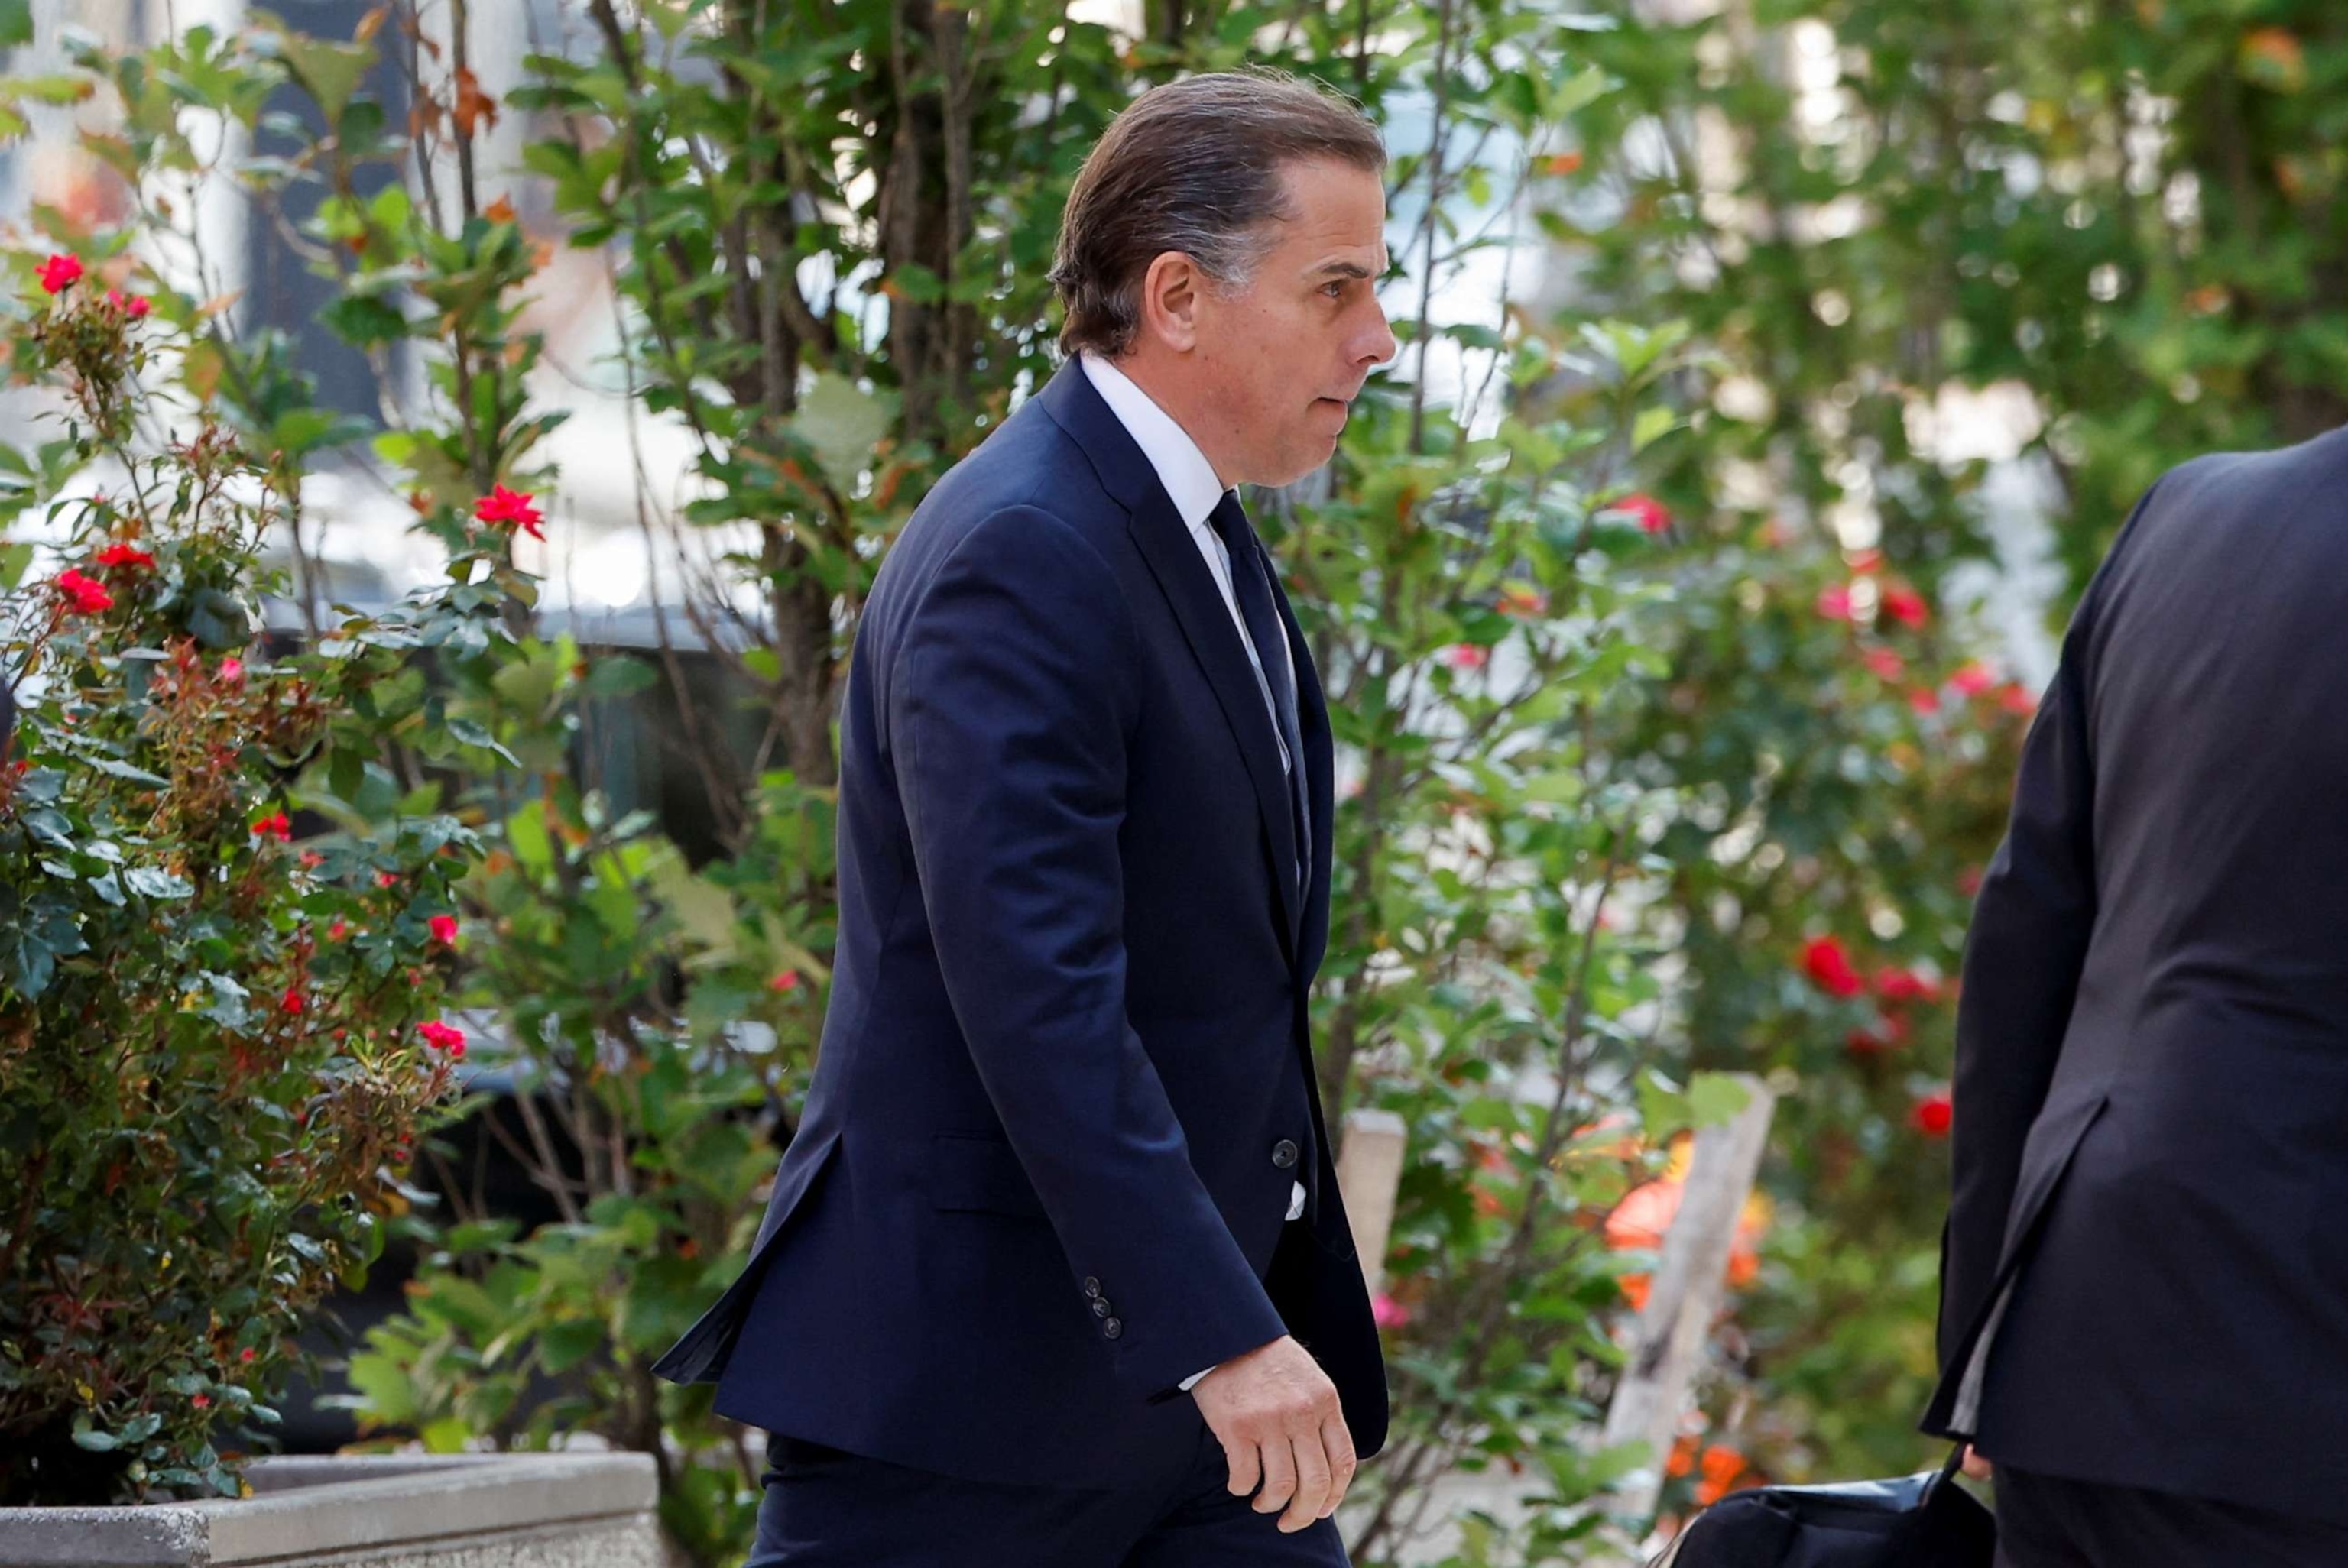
[651,361,1388,1491]
[1925,427,2348,1520]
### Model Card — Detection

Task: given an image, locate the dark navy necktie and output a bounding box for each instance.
[1207,491,1309,902]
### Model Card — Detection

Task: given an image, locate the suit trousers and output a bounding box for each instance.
[746,1419,1350,1568]
[1993,1463,2348,1567]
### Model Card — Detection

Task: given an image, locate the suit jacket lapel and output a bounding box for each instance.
[1037,362,1305,959]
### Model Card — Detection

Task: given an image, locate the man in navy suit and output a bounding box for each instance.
[1925,437,2348,1563]
[653,70,1399,1565]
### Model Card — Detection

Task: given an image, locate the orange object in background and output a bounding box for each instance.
[1605,1135,1771,1311]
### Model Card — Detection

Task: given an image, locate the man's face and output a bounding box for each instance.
[1189,159,1396,488]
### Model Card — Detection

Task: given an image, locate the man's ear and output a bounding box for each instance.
[1137,251,1203,354]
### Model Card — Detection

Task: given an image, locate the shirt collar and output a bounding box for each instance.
[1078,352,1229,530]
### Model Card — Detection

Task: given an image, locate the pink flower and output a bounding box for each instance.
[1908,687,1941,716]
[280,987,306,1016]
[219,656,245,685]
[1862,646,1905,682]
[418,1020,466,1058]
[769,970,801,993]
[376,870,400,889]
[428,913,459,946]
[1952,662,1996,697]
[189,1393,210,1411]
[1445,643,1490,672]
[1371,1293,1412,1330]
[1875,967,1940,1003]
[239,1347,255,1364]
[251,811,293,841]
[95,543,154,570]
[1912,1091,1954,1137]
[105,289,151,318]
[1999,682,2039,716]
[1815,585,1854,621]
[54,568,113,615]
[1801,935,1865,998]
[37,254,82,295]
[328,918,351,941]
[473,484,546,541]
[1615,492,1671,534]
[1883,585,1929,629]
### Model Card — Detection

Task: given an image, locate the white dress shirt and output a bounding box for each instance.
[1079,354,1299,765]
[1078,354,1309,1391]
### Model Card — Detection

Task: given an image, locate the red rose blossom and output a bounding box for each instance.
[280,987,306,1016]
[1815,585,1854,621]
[37,254,82,295]
[1952,662,1996,697]
[769,970,801,993]
[1912,1091,1954,1137]
[54,569,113,615]
[429,913,459,945]
[1862,646,1905,682]
[219,656,245,685]
[105,289,151,318]
[1616,492,1671,534]
[94,543,154,569]
[1445,643,1490,672]
[419,1020,466,1060]
[1883,585,1929,629]
[252,811,292,841]
[473,484,546,541]
[1801,935,1865,998]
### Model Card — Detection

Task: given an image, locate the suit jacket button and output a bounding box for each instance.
[1091,1298,1113,1319]
[1271,1139,1300,1170]
[1102,1317,1124,1340]
[1083,1278,1102,1298]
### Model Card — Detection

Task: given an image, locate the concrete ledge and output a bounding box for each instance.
[0,1453,661,1568]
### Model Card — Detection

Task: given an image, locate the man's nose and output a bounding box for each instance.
[1358,305,1399,368]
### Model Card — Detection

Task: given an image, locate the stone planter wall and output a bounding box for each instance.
[0,1453,661,1568]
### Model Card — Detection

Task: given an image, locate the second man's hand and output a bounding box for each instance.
[1190,1335,1357,1533]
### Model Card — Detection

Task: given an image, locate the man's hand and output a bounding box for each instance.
[1190,1336,1356,1532]
[1961,1446,1993,1482]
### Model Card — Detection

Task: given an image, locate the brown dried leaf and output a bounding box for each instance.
[452,67,498,138]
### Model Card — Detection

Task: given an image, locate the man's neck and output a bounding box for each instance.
[1095,352,1235,491]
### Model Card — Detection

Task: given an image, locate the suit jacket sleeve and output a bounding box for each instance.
[1937,477,2162,1370]
[889,504,1291,1401]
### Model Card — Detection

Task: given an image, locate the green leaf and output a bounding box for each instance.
[125,866,195,900]
[268,26,377,125]
[1686,1072,1755,1130]
[1630,404,1678,455]
[791,373,893,491]
[0,3,34,48]
[90,757,169,787]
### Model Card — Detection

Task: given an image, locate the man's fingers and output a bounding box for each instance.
[1222,1435,1263,1498]
[1318,1412,1357,1518]
[1253,1437,1298,1516]
[1961,1446,1994,1482]
[1281,1432,1332,1533]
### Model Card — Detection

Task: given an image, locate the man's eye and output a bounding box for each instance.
[1323,281,1347,299]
